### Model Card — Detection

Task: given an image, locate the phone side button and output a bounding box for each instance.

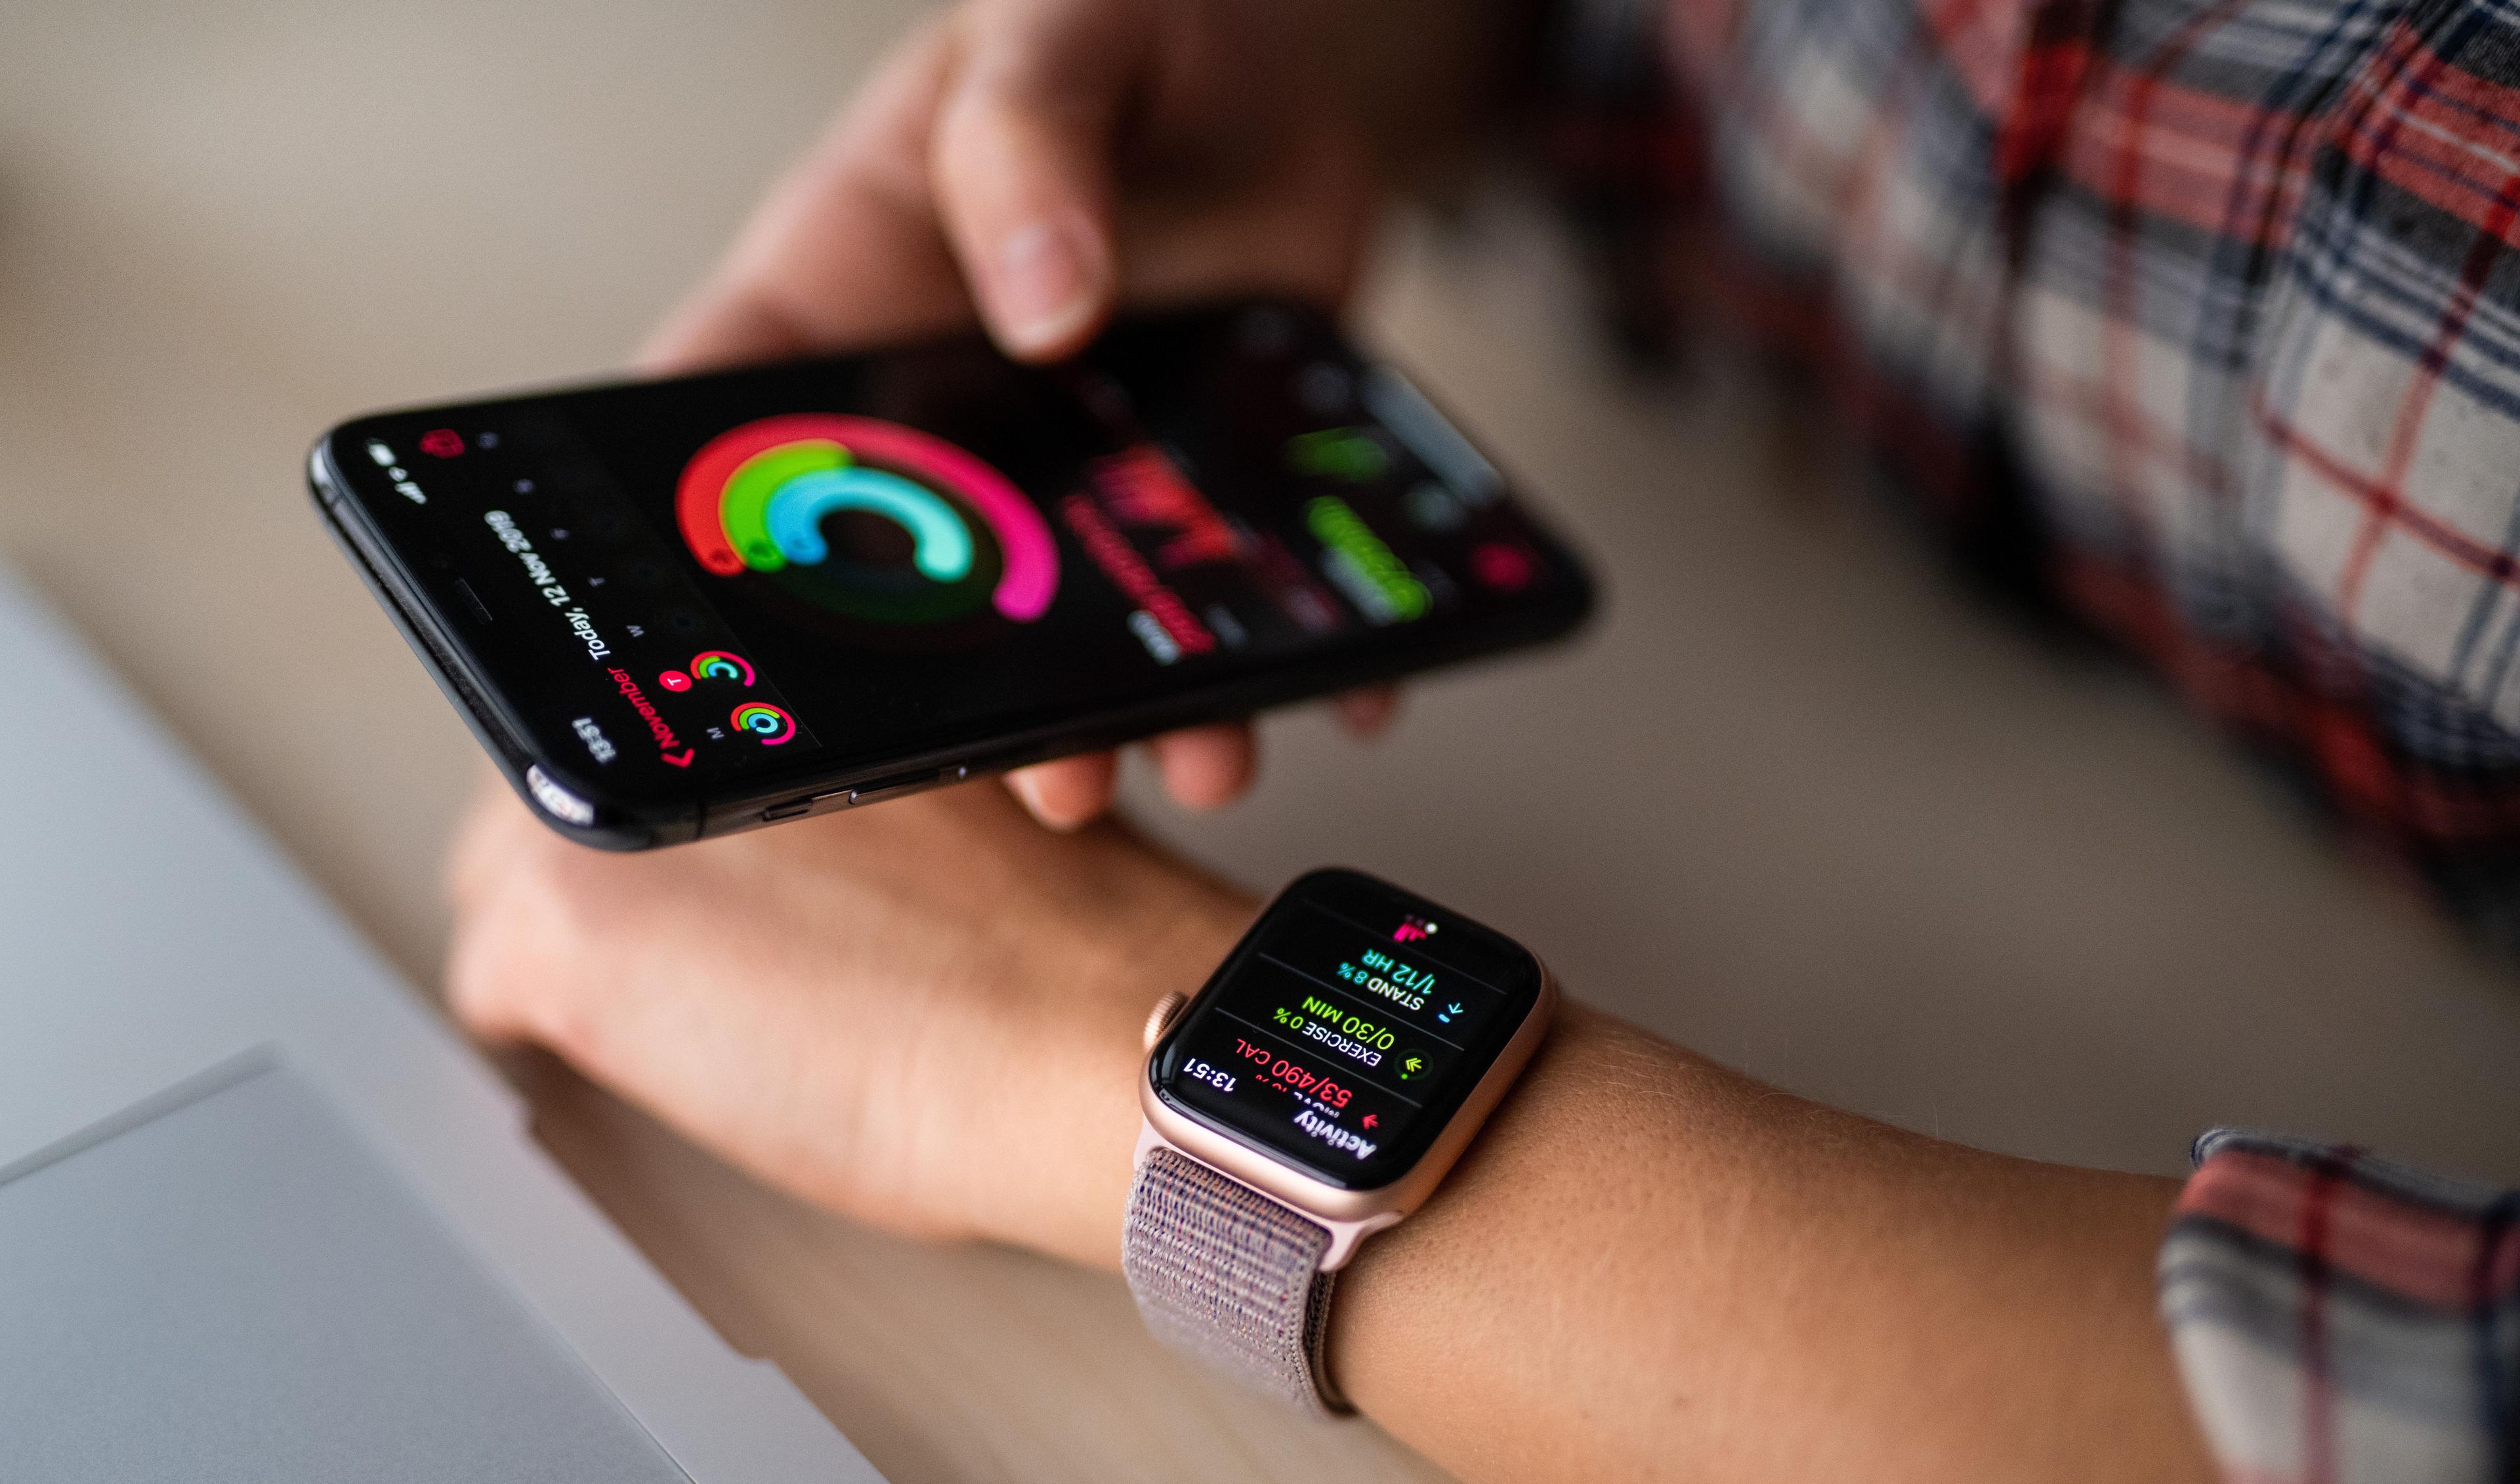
[844,766,950,808]
[760,798,814,823]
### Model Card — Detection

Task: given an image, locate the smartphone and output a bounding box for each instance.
[311,299,1593,848]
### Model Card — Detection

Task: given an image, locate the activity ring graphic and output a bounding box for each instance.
[690,650,755,685]
[676,413,1057,623]
[730,701,795,745]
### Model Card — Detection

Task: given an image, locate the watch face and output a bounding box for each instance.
[1148,869,1545,1191]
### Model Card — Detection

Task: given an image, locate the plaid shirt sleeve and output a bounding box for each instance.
[1538,0,2520,1476]
[1544,0,2520,951]
[2164,1132,2519,1483]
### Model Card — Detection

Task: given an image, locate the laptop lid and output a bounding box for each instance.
[0,568,881,1481]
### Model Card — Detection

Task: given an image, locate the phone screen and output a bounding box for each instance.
[324,301,1586,812]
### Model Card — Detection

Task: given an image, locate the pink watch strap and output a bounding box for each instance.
[1122,1146,1347,1412]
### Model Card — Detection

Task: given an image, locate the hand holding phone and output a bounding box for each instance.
[636,0,1530,824]
[314,301,1592,848]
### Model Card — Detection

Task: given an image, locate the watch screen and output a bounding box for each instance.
[1149,869,1544,1190]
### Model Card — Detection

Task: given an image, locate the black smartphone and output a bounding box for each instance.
[311,299,1593,848]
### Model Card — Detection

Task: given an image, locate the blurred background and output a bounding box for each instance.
[5,2,2518,1479]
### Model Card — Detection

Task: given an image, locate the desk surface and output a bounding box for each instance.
[5,5,2519,1481]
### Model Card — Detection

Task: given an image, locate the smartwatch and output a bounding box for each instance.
[1125,868,1556,1412]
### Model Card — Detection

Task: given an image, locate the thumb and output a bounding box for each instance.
[930,0,1152,360]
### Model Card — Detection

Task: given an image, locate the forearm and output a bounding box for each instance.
[1333,1008,2214,1483]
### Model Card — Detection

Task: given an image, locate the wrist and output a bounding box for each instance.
[1320,1002,1622,1420]
[1118,869,1563,1414]
[954,860,1252,1270]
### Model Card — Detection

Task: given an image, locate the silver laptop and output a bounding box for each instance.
[0,567,883,1482]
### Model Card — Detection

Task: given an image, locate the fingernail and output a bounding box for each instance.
[1007,769,1069,828]
[993,217,1101,355]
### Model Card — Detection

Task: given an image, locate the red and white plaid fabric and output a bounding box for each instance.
[1543,0,2520,1475]
[2164,1132,2519,1483]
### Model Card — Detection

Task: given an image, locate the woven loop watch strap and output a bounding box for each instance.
[1122,1146,1346,1412]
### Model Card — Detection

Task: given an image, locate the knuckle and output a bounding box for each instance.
[516,974,607,1067]
[442,906,527,1035]
[443,835,614,1056]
